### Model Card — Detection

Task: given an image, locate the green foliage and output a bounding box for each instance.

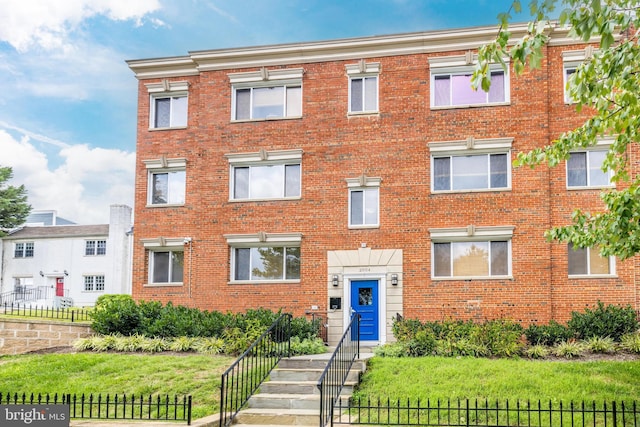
[289,336,327,355]
[525,320,573,345]
[476,0,640,259]
[0,165,31,236]
[169,336,199,352]
[194,337,225,355]
[554,340,585,358]
[584,336,617,354]
[567,301,638,341]
[525,344,550,359]
[373,342,410,357]
[141,337,169,353]
[620,332,640,353]
[91,295,142,335]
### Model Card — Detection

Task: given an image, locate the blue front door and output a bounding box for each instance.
[350,280,379,341]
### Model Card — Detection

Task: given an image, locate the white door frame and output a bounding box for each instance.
[342,272,386,345]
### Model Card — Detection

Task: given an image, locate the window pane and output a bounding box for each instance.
[253,86,284,118]
[251,247,284,280]
[152,173,168,204]
[350,190,364,225]
[285,164,301,197]
[491,241,508,275]
[359,288,373,306]
[433,75,450,106]
[364,188,379,225]
[153,252,170,283]
[96,276,105,291]
[250,165,284,199]
[85,241,95,256]
[286,86,302,117]
[15,243,23,257]
[235,248,250,280]
[453,242,489,276]
[25,243,34,257]
[234,167,249,199]
[433,157,451,190]
[488,71,505,103]
[350,78,363,112]
[154,98,170,127]
[490,154,508,188]
[589,247,610,274]
[171,251,184,282]
[171,96,188,127]
[568,243,587,275]
[451,74,485,105]
[565,68,576,102]
[285,247,301,280]
[167,171,186,204]
[567,152,587,186]
[364,77,378,111]
[84,276,93,291]
[433,243,451,277]
[96,240,106,255]
[588,150,609,186]
[235,89,251,120]
[452,155,488,190]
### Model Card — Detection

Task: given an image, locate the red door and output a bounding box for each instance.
[56,278,64,297]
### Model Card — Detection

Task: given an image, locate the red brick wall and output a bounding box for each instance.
[131,42,638,326]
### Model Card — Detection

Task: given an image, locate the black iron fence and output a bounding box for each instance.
[0,303,91,322]
[317,312,360,427]
[1,392,192,424]
[0,286,50,306]
[219,312,292,427]
[335,397,640,426]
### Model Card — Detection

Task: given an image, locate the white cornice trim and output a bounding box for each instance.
[141,237,186,248]
[228,68,304,84]
[128,23,583,79]
[224,232,303,245]
[428,137,514,153]
[143,157,187,169]
[429,225,515,240]
[224,148,303,164]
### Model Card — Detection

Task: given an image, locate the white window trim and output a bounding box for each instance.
[85,239,106,256]
[83,274,106,292]
[429,137,513,193]
[142,237,186,287]
[145,80,189,130]
[14,242,34,258]
[346,61,380,115]
[229,67,304,122]
[225,149,302,202]
[429,225,514,280]
[562,47,597,104]
[143,157,187,207]
[225,232,302,284]
[568,245,616,278]
[347,176,381,229]
[429,53,510,109]
[566,138,614,190]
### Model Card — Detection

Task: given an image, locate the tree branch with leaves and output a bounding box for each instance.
[474,0,640,260]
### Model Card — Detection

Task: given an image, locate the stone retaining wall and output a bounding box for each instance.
[0,319,93,355]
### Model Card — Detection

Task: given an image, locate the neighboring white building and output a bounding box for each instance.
[0,205,133,307]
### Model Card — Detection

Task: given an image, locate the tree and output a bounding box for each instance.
[473,0,640,260]
[0,166,31,236]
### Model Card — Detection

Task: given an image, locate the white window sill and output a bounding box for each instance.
[146,203,186,208]
[143,282,184,287]
[432,187,511,194]
[566,185,615,191]
[430,102,511,110]
[228,196,301,203]
[148,126,188,131]
[228,280,301,285]
[231,116,302,123]
[432,275,513,281]
[348,224,380,230]
[347,111,379,117]
[568,274,617,279]
[82,290,105,293]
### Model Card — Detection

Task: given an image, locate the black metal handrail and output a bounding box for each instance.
[219,312,292,427]
[334,397,640,426]
[0,286,49,306]
[0,302,91,322]
[317,312,361,427]
[1,392,192,425]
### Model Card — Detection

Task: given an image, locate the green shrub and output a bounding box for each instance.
[524,321,573,346]
[567,301,638,341]
[585,336,617,354]
[91,295,141,335]
[406,329,438,356]
[73,337,94,351]
[373,342,409,357]
[525,344,550,359]
[118,334,146,352]
[169,336,199,352]
[554,341,585,359]
[620,332,640,353]
[474,319,524,357]
[289,337,327,355]
[141,337,168,353]
[195,337,225,355]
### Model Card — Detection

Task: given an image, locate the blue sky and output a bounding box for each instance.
[0,0,525,224]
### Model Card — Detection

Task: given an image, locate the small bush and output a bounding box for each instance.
[525,321,573,346]
[195,337,225,355]
[289,337,327,355]
[169,336,199,352]
[567,301,638,341]
[73,337,94,351]
[585,336,617,354]
[373,342,409,357]
[141,337,168,353]
[526,344,550,359]
[620,332,640,353]
[554,341,585,359]
[118,334,146,352]
[91,295,141,335]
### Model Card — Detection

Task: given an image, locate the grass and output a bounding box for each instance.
[0,353,234,420]
[354,356,640,403]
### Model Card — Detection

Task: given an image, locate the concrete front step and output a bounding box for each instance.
[233,408,320,425]
[270,368,361,382]
[258,380,356,395]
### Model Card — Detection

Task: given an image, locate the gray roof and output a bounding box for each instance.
[5,224,109,240]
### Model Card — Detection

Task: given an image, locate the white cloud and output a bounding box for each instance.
[0,0,162,52]
[0,130,135,225]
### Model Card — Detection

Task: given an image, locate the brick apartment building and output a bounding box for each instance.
[127,22,639,345]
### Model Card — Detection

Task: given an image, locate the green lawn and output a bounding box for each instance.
[0,353,234,420]
[355,356,640,403]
